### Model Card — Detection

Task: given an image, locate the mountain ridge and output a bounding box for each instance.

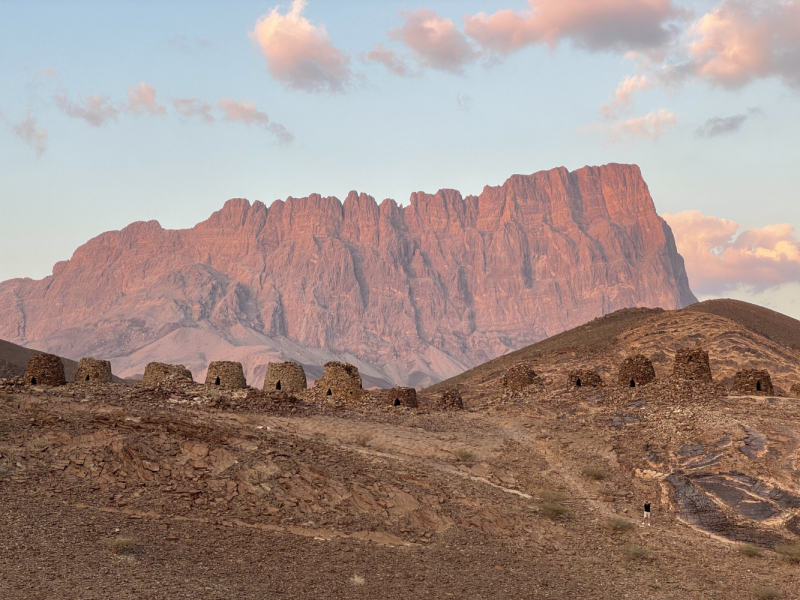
[0,163,696,386]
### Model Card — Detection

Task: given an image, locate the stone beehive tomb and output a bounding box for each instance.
[74,357,113,384]
[387,386,418,408]
[567,370,604,388]
[263,362,307,393]
[501,364,543,391]
[672,348,713,382]
[617,355,656,388]
[142,362,194,386]
[791,383,800,398]
[312,361,363,401]
[205,361,247,389]
[438,389,464,410]
[24,353,66,386]
[732,369,774,395]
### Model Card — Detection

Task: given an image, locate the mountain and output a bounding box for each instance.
[0,163,696,387]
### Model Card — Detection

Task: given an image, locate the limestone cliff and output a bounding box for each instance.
[0,164,696,386]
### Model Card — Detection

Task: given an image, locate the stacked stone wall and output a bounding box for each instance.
[142,362,194,387]
[732,369,774,395]
[791,383,800,398]
[74,357,113,384]
[567,370,604,388]
[672,348,713,382]
[263,362,306,393]
[437,389,464,410]
[387,387,418,408]
[205,361,247,389]
[618,355,656,388]
[24,353,66,386]
[501,364,543,391]
[311,361,363,403]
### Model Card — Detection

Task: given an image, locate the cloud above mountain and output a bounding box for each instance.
[665,210,800,295]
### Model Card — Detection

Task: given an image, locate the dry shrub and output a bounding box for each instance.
[607,518,633,533]
[773,543,800,563]
[621,544,649,561]
[354,434,372,447]
[754,586,780,599]
[539,490,567,503]
[350,574,365,586]
[0,419,11,439]
[0,393,16,401]
[454,449,476,464]
[539,502,571,520]
[739,544,763,558]
[583,467,607,481]
[101,536,137,555]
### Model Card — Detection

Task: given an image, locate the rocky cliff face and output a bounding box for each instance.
[0,164,696,387]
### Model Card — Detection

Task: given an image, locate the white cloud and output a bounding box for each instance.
[251,0,352,93]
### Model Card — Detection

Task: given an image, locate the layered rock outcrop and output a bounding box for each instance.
[0,164,696,387]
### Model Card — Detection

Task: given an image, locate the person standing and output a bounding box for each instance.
[642,500,651,526]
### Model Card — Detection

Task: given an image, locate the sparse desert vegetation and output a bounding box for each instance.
[606,518,633,533]
[101,536,138,555]
[353,433,372,447]
[583,467,607,481]
[773,544,800,563]
[620,544,649,561]
[738,544,763,558]
[754,586,780,599]
[454,449,476,464]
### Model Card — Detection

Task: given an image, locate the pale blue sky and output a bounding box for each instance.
[2,0,799,315]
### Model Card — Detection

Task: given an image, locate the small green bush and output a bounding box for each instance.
[607,517,633,533]
[621,544,649,561]
[583,467,607,481]
[739,544,763,558]
[773,543,800,563]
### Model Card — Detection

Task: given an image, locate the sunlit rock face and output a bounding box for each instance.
[0,163,695,387]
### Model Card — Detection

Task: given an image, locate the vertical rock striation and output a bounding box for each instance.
[0,164,696,387]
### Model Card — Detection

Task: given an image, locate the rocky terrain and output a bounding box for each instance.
[0,163,695,388]
[2,299,800,599]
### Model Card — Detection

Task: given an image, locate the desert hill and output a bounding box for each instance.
[426,298,800,403]
[0,163,695,388]
[0,338,79,381]
[2,299,800,598]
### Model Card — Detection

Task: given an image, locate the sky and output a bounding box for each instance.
[2,0,799,317]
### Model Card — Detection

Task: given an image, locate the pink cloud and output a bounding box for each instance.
[689,0,800,88]
[172,98,215,123]
[600,75,652,119]
[53,92,120,126]
[13,109,48,157]
[464,0,683,55]
[390,9,479,73]
[127,82,166,115]
[362,44,414,76]
[251,0,352,93]
[664,211,800,295]
[609,108,676,140]
[217,98,293,144]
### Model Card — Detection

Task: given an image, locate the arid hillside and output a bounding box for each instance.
[0,163,695,388]
[427,298,800,403]
[2,298,800,599]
